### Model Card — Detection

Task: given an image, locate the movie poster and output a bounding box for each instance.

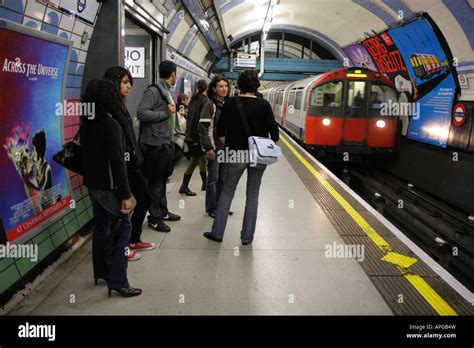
[0,23,72,242]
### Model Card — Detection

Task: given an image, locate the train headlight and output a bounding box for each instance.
[376,120,386,128]
[322,118,331,126]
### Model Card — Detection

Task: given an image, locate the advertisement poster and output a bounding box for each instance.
[361,31,411,83]
[343,43,378,71]
[0,24,72,243]
[349,17,456,148]
[387,18,455,148]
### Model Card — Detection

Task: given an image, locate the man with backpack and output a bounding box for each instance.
[137,60,181,233]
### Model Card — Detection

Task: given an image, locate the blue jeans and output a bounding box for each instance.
[92,201,130,288]
[211,162,266,241]
[205,157,225,214]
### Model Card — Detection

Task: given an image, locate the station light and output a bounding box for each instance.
[376,120,386,128]
[323,118,331,126]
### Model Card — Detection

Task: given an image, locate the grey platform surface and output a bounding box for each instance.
[10,150,392,315]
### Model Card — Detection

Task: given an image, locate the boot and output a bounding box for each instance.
[179,174,196,196]
[200,171,207,191]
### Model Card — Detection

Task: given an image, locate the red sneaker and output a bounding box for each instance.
[128,250,141,261]
[129,242,156,251]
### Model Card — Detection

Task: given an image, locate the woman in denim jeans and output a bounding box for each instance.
[203,70,279,245]
[81,80,142,297]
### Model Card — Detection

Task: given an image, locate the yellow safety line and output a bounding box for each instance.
[279,133,457,316]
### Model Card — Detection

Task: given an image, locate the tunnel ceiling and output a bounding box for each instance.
[164,0,473,73]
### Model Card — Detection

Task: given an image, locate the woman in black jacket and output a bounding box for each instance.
[203,70,279,245]
[104,67,154,259]
[81,79,141,297]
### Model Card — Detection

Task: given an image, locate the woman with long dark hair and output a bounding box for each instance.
[103,67,154,260]
[199,75,230,218]
[81,79,141,297]
[179,80,209,196]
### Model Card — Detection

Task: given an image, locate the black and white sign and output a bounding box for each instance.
[125,47,145,79]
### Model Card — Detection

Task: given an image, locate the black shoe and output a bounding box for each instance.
[94,276,108,285]
[241,239,253,245]
[229,211,233,215]
[203,232,222,242]
[179,174,196,196]
[179,187,196,196]
[148,220,171,232]
[108,286,142,298]
[162,212,181,221]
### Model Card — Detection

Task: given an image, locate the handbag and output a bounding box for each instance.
[235,97,281,166]
[53,129,83,175]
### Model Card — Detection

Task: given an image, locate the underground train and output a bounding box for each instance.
[262,67,399,156]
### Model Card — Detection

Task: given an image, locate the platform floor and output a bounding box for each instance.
[9,136,394,315]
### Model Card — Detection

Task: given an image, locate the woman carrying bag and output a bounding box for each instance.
[203,70,279,245]
[81,79,142,298]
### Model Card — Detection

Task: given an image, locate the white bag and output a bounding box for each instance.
[236,97,281,166]
[248,136,281,165]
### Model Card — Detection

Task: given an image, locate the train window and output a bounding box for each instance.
[288,90,297,107]
[347,81,367,118]
[276,92,283,105]
[294,91,303,110]
[369,83,398,117]
[309,81,343,116]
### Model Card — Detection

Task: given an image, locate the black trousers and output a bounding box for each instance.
[127,168,151,243]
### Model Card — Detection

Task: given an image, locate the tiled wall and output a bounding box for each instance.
[0,0,98,298]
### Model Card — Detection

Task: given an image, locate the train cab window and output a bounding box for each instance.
[347,81,367,118]
[369,83,397,117]
[309,81,343,116]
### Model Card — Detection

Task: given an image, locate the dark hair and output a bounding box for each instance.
[81,80,122,121]
[103,66,134,88]
[177,94,189,105]
[159,60,177,79]
[190,79,208,102]
[208,75,229,103]
[237,70,260,94]
[32,129,46,159]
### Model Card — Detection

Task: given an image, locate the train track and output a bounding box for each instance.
[340,163,474,291]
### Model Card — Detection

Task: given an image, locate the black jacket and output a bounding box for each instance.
[81,115,131,200]
[113,108,143,171]
[217,96,279,151]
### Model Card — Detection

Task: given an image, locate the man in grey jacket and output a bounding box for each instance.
[137,60,181,233]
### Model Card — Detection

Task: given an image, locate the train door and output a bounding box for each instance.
[343,80,369,145]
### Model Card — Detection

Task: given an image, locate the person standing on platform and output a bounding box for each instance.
[137,61,181,233]
[178,80,209,196]
[81,79,142,298]
[198,76,232,218]
[203,70,279,245]
[103,66,154,261]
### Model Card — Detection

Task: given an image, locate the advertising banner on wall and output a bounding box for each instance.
[343,43,378,71]
[387,18,455,148]
[0,21,72,243]
[348,17,456,148]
